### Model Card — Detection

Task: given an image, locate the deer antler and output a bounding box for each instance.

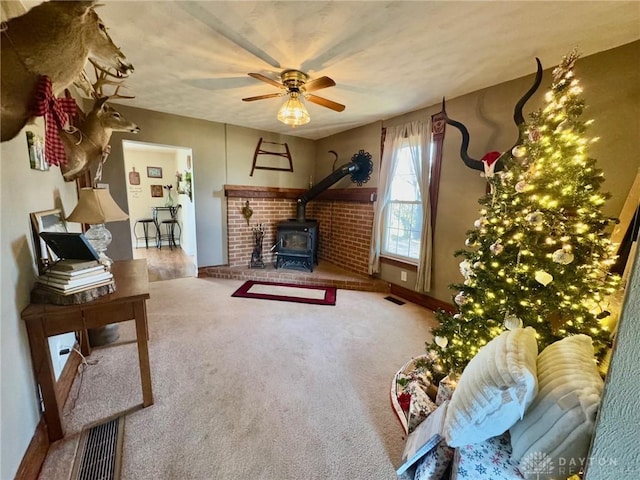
[73,61,136,100]
[72,70,96,99]
[88,57,129,79]
[89,60,135,99]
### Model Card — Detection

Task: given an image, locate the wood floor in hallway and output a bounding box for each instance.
[132,246,196,282]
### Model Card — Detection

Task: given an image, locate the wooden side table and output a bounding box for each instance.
[21,259,153,441]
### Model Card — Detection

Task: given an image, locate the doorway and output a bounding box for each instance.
[122,140,197,281]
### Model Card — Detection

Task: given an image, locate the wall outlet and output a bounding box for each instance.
[400,271,407,282]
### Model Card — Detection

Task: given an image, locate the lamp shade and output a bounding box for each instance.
[66,188,129,224]
[277,92,310,126]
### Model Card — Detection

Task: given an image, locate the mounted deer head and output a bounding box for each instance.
[443,58,543,174]
[59,96,139,182]
[1,0,133,142]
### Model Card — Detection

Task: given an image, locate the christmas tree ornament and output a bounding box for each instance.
[515,180,528,193]
[526,211,544,225]
[459,260,474,279]
[552,249,575,265]
[473,261,483,269]
[535,270,554,286]
[490,241,504,255]
[504,314,523,330]
[464,237,476,247]
[435,336,448,349]
[474,217,486,228]
[555,119,570,132]
[454,291,469,306]
[512,145,527,158]
[528,127,541,142]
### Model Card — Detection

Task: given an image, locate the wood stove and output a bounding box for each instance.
[275,149,373,273]
[275,220,318,272]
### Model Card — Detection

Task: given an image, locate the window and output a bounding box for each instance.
[382,145,423,261]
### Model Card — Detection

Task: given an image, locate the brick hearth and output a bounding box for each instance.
[199,262,389,292]
[222,185,376,276]
[199,185,382,291]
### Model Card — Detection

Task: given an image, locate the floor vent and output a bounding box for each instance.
[72,416,124,480]
[384,296,406,305]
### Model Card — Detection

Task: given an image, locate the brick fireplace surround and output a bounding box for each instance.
[198,185,389,292]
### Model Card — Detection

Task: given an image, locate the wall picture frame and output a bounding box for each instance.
[150,184,163,197]
[30,208,68,273]
[26,130,49,171]
[129,166,141,185]
[147,166,163,178]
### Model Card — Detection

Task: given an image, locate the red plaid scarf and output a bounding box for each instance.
[31,76,77,166]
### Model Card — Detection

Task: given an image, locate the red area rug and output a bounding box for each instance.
[231,280,337,305]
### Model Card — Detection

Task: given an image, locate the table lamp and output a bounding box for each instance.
[66,187,129,267]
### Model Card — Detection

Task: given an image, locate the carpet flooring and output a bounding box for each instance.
[232,280,337,305]
[38,277,438,480]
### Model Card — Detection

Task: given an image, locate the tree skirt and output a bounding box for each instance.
[391,355,439,434]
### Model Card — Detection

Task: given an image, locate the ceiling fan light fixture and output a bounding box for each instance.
[277,92,310,127]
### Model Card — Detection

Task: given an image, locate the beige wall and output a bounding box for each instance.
[175,148,197,256]
[0,120,78,479]
[225,125,316,189]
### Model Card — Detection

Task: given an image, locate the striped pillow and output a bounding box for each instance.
[509,335,603,480]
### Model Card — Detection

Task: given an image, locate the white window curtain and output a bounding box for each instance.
[369,120,433,291]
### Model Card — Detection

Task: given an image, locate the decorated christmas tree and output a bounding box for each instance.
[425,50,621,377]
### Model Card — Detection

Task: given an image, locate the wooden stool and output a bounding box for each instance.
[134,218,156,248]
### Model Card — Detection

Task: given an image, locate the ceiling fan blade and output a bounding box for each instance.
[242,93,283,102]
[303,76,336,92]
[248,73,285,89]
[306,94,345,112]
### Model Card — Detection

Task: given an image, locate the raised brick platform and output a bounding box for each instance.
[198,261,389,292]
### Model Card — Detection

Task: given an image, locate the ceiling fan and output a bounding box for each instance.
[242,70,345,126]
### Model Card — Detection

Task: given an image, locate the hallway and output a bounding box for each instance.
[133,247,196,282]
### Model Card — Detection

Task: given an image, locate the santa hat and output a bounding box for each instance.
[482,151,501,178]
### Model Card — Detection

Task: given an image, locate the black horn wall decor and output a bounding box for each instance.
[443,58,543,174]
[296,150,373,222]
[328,150,338,172]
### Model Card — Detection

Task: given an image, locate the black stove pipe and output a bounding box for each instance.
[296,161,360,222]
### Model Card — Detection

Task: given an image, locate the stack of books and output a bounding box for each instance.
[36,259,114,295]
